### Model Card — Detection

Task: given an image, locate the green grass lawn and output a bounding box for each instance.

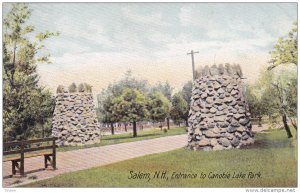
[24,128,297,187]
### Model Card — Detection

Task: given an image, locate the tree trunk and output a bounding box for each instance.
[282,114,293,138]
[133,121,137,137]
[124,123,127,132]
[110,122,114,135]
[290,118,297,131]
[179,123,181,127]
[258,116,262,127]
[185,117,188,127]
[167,118,170,130]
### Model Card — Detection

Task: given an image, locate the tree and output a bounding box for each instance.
[268,22,297,70]
[285,77,297,130]
[97,70,150,132]
[181,81,193,126]
[151,81,173,128]
[170,93,188,126]
[147,92,171,130]
[245,84,268,118]
[3,3,58,141]
[250,65,297,138]
[111,89,148,137]
[97,90,120,135]
[151,81,173,101]
[110,70,149,96]
[265,22,297,136]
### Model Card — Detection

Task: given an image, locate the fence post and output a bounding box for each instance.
[52,138,56,169]
[20,141,25,176]
[258,116,262,127]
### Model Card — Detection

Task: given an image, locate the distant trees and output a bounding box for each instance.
[181,81,193,126]
[97,71,183,136]
[151,81,174,129]
[96,69,195,135]
[3,3,58,140]
[112,89,148,137]
[97,90,119,135]
[170,93,188,126]
[151,81,173,101]
[97,71,151,136]
[147,92,171,130]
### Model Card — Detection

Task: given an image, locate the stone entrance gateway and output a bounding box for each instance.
[52,84,100,146]
[187,64,254,151]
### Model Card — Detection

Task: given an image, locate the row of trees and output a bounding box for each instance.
[3,3,58,141]
[245,23,297,138]
[97,71,193,137]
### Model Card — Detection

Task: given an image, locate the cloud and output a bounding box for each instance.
[121,6,170,26]
[178,6,195,27]
[54,16,113,49]
[32,3,296,100]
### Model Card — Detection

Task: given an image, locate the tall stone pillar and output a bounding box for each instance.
[52,85,100,146]
[187,64,254,151]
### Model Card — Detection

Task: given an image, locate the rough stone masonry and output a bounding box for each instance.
[187,64,254,151]
[52,85,100,146]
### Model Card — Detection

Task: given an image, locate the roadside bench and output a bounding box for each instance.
[3,137,57,177]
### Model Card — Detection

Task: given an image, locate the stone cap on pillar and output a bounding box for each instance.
[195,63,243,79]
[56,83,93,94]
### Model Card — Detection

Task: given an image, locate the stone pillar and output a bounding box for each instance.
[52,86,100,146]
[187,64,254,151]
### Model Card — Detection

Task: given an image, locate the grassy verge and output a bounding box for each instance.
[24,128,297,187]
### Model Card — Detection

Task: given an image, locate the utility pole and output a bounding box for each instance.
[187,50,199,80]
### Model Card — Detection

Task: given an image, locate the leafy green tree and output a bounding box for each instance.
[97,90,120,135]
[170,93,188,126]
[147,92,171,130]
[110,70,149,96]
[245,84,268,118]
[3,3,58,141]
[268,22,297,70]
[151,81,173,101]
[150,81,174,128]
[285,77,297,130]
[97,70,150,132]
[264,22,298,137]
[250,65,296,138]
[181,81,193,126]
[111,89,148,137]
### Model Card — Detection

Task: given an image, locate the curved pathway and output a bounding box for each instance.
[2,124,268,187]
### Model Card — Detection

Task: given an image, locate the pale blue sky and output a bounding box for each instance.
[3,3,297,94]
